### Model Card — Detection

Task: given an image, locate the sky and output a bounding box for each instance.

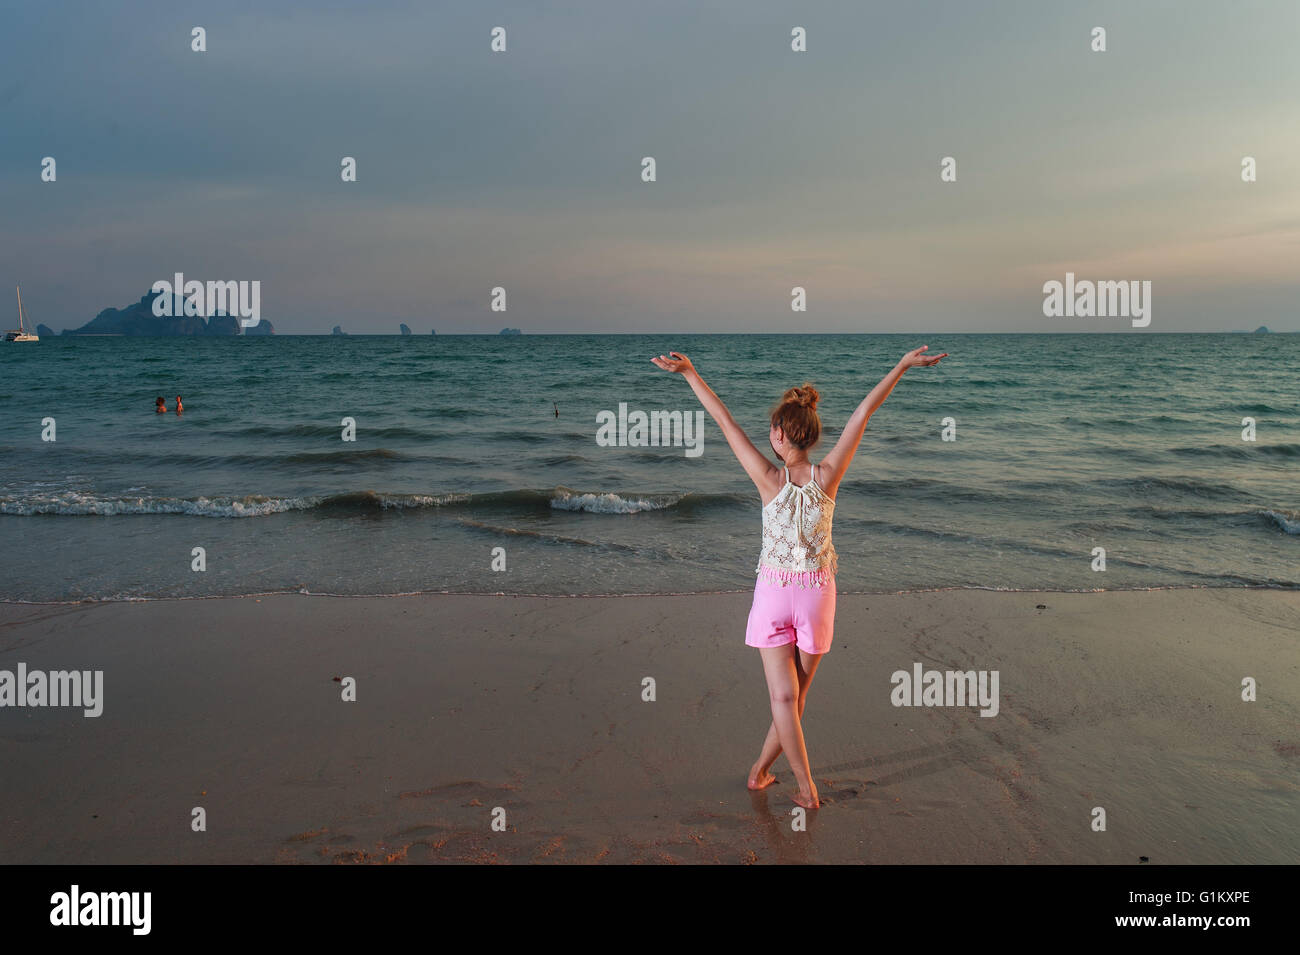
[2,0,1298,334]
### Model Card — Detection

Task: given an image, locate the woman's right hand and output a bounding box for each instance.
[900,344,948,368]
[650,351,696,375]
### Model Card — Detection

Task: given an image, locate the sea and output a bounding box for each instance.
[1,333,1296,602]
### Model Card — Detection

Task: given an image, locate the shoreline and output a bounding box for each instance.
[2,588,1298,863]
[4,580,1298,607]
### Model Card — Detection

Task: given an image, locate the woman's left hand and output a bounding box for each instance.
[651,351,696,375]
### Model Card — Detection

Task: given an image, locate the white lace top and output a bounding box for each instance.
[756,465,838,587]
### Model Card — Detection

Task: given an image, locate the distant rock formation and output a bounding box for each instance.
[430,329,437,335]
[332,325,347,336]
[208,314,240,336]
[1254,326,1270,333]
[499,327,522,336]
[399,323,412,336]
[36,323,56,338]
[62,289,273,336]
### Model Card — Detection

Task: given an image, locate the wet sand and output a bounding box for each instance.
[1,588,1297,864]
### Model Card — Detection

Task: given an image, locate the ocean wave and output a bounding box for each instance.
[835,476,1026,505]
[484,429,553,445]
[282,448,406,464]
[9,445,462,471]
[456,518,639,550]
[549,488,680,514]
[0,486,743,518]
[314,490,475,511]
[961,378,1031,388]
[0,491,312,517]
[1119,503,1300,536]
[1059,414,1194,429]
[1261,509,1300,535]
[1094,475,1243,499]
[210,424,441,440]
[1237,402,1292,415]
[1169,443,1300,461]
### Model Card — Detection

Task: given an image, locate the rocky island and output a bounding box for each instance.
[62,289,274,336]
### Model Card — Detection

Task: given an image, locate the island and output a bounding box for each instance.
[399,323,411,336]
[61,289,274,336]
[332,325,347,336]
[499,327,522,336]
[36,324,56,338]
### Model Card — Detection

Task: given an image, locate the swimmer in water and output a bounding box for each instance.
[155,396,167,414]
[175,395,183,414]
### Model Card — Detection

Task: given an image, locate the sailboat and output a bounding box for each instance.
[6,286,38,341]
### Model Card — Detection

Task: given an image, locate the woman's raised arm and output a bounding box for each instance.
[818,344,947,497]
[651,351,780,493]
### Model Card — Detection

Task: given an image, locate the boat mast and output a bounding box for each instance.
[15,286,24,333]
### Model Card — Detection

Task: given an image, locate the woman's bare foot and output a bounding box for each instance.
[747,762,778,790]
[792,785,820,809]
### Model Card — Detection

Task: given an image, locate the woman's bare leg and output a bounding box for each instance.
[749,647,822,790]
[752,645,820,808]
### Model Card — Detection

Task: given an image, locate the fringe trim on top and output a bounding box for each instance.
[755,564,836,589]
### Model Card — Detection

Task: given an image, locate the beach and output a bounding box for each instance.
[2,587,1297,864]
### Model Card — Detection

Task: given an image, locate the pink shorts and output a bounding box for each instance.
[745,572,837,655]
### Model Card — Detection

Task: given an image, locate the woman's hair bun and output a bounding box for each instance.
[770,382,822,450]
[782,383,819,410]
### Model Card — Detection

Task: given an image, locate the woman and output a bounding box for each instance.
[651,344,947,808]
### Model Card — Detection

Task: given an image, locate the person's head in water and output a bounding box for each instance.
[769,383,820,462]
[155,396,166,413]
